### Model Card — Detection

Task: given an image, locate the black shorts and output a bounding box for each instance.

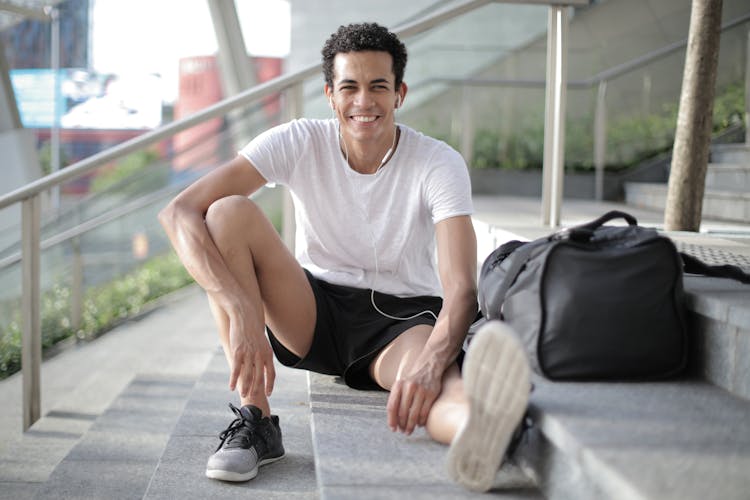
[267,269,443,390]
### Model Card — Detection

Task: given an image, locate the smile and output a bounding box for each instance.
[351,115,378,122]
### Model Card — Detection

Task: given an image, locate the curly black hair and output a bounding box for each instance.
[321,22,408,89]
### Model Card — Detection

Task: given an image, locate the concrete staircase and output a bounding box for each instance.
[1,199,749,499]
[625,143,750,223]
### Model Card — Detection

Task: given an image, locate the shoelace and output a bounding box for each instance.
[215,403,258,452]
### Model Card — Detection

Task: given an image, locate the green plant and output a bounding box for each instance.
[0,252,194,380]
[712,81,745,130]
[468,80,745,172]
[606,101,679,168]
[472,127,545,170]
[90,149,169,195]
[37,141,69,176]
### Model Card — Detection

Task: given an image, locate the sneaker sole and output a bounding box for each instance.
[446,320,531,492]
[205,454,285,482]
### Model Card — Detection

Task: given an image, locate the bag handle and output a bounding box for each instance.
[553,210,639,243]
[576,210,638,231]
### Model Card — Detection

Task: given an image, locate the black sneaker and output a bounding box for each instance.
[491,414,536,490]
[205,403,285,482]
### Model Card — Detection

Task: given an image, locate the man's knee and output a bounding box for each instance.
[206,195,256,225]
[205,195,267,242]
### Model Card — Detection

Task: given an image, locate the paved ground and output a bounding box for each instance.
[0,285,218,455]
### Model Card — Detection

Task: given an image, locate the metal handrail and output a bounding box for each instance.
[0,63,318,209]
[0,183,182,270]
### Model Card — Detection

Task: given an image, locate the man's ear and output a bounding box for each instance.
[397,82,408,107]
[324,84,333,108]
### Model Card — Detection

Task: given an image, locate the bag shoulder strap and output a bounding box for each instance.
[480,239,545,319]
[680,252,750,284]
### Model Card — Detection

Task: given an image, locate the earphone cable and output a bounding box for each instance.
[337,122,437,322]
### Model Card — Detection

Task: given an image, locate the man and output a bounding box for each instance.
[159,22,530,493]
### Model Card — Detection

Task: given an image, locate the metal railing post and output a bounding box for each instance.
[541,5,569,227]
[21,195,42,431]
[594,80,607,201]
[50,7,61,212]
[71,237,83,331]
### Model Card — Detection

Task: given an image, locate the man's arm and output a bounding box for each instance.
[158,155,271,396]
[421,215,478,367]
[387,215,478,433]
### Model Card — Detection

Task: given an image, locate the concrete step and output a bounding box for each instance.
[31,374,196,500]
[142,349,317,499]
[683,275,750,399]
[307,371,544,499]
[705,164,750,192]
[711,143,750,165]
[517,378,750,500]
[624,182,749,223]
[0,409,95,499]
[0,285,218,500]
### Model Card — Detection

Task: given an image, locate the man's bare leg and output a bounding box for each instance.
[203,195,317,414]
[369,325,468,444]
[203,195,317,482]
[371,321,532,492]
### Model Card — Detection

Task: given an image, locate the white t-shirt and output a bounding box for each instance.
[239,118,473,297]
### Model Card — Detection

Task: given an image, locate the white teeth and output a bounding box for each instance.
[352,116,377,122]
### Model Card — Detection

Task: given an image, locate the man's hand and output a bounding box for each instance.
[227,312,276,399]
[386,361,443,435]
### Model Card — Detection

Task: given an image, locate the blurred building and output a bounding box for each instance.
[1,0,89,69]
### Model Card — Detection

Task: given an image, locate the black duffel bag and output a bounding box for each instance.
[478,210,688,381]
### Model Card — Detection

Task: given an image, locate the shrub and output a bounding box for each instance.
[468,81,744,171]
[90,149,170,196]
[0,252,193,380]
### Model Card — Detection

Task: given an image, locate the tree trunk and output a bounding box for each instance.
[664,0,723,232]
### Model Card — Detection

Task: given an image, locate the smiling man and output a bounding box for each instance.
[159,22,531,492]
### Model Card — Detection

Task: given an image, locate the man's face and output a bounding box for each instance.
[326,51,404,146]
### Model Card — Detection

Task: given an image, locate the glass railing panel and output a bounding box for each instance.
[400,3,549,118]
[396,2,549,171]
[0,93,291,381]
[400,8,747,180]
[602,18,747,170]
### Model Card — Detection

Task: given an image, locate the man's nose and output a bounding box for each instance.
[354,90,375,108]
